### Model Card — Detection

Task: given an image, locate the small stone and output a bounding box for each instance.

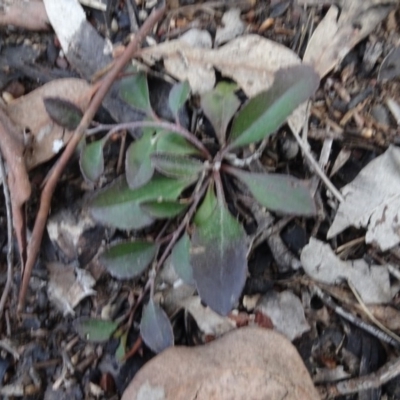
[122,327,319,400]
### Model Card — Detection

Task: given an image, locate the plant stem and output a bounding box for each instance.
[17,4,166,313]
[88,120,212,160]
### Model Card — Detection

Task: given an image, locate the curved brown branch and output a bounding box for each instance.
[17,3,166,312]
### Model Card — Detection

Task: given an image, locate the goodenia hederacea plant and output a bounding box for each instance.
[79,64,320,352]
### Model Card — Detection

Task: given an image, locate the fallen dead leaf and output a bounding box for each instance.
[378,45,400,81]
[6,78,93,170]
[122,327,319,400]
[328,146,400,251]
[0,0,50,31]
[46,262,96,316]
[215,8,246,47]
[303,1,396,78]
[255,290,310,341]
[141,34,308,135]
[180,296,236,337]
[0,107,31,264]
[301,238,392,304]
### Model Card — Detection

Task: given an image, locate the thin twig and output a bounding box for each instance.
[17,4,167,312]
[0,151,14,318]
[293,105,344,202]
[347,279,400,344]
[319,355,400,398]
[311,284,400,349]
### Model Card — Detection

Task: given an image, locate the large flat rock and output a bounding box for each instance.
[122,327,319,400]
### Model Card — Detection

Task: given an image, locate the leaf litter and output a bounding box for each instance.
[2,1,400,399]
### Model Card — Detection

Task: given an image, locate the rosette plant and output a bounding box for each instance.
[48,64,319,353]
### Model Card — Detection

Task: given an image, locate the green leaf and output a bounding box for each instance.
[168,81,190,119]
[151,152,205,179]
[119,72,152,114]
[229,168,316,216]
[116,332,128,361]
[125,130,156,189]
[170,233,194,285]
[200,82,240,145]
[80,139,105,182]
[44,97,83,130]
[228,65,319,149]
[140,299,174,353]
[156,132,199,156]
[193,185,217,226]
[190,202,248,316]
[90,176,191,230]
[99,241,157,279]
[140,200,187,219]
[74,317,118,343]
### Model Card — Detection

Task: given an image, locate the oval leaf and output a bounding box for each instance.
[44,96,83,130]
[151,152,205,179]
[119,71,152,114]
[126,130,155,189]
[80,139,105,182]
[201,82,240,145]
[140,200,187,219]
[168,80,190,119]
[228,65,319,149]
[90,176,191,230]
[140,299,174,353]
[229,168,316,216]
[74,317,118,343]
[156,132,200,156]
[100,241,157,279]
[170,233,194,285]
[190,201,248,316]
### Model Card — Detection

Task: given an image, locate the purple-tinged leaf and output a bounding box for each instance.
[126,130,155,189]
[170,233,194,285]
[80,139,105,182]
[190,200,248,316]
[168,81,190,119]
[140,200,187,219]
[201,82,240,145]
[228,168,316,216]
[228,65,319,149]
[99,241,157,280]
[119,72,152,114]
[44,97,83,130]
[90,176,191,230]
[151,152,205,179]
[140,299,174,353]
[74,317,118,343]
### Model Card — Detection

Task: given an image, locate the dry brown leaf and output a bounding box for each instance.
[255,290,310,341]
[6,78,93,170]
[328,146,400,251]
[303,1,396,78]
[301,238,392,304]
[46,262,96,316]
[141,34,308,134]
[0,107,31,263]
[122,327,319,400]
[0,0,50,31]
